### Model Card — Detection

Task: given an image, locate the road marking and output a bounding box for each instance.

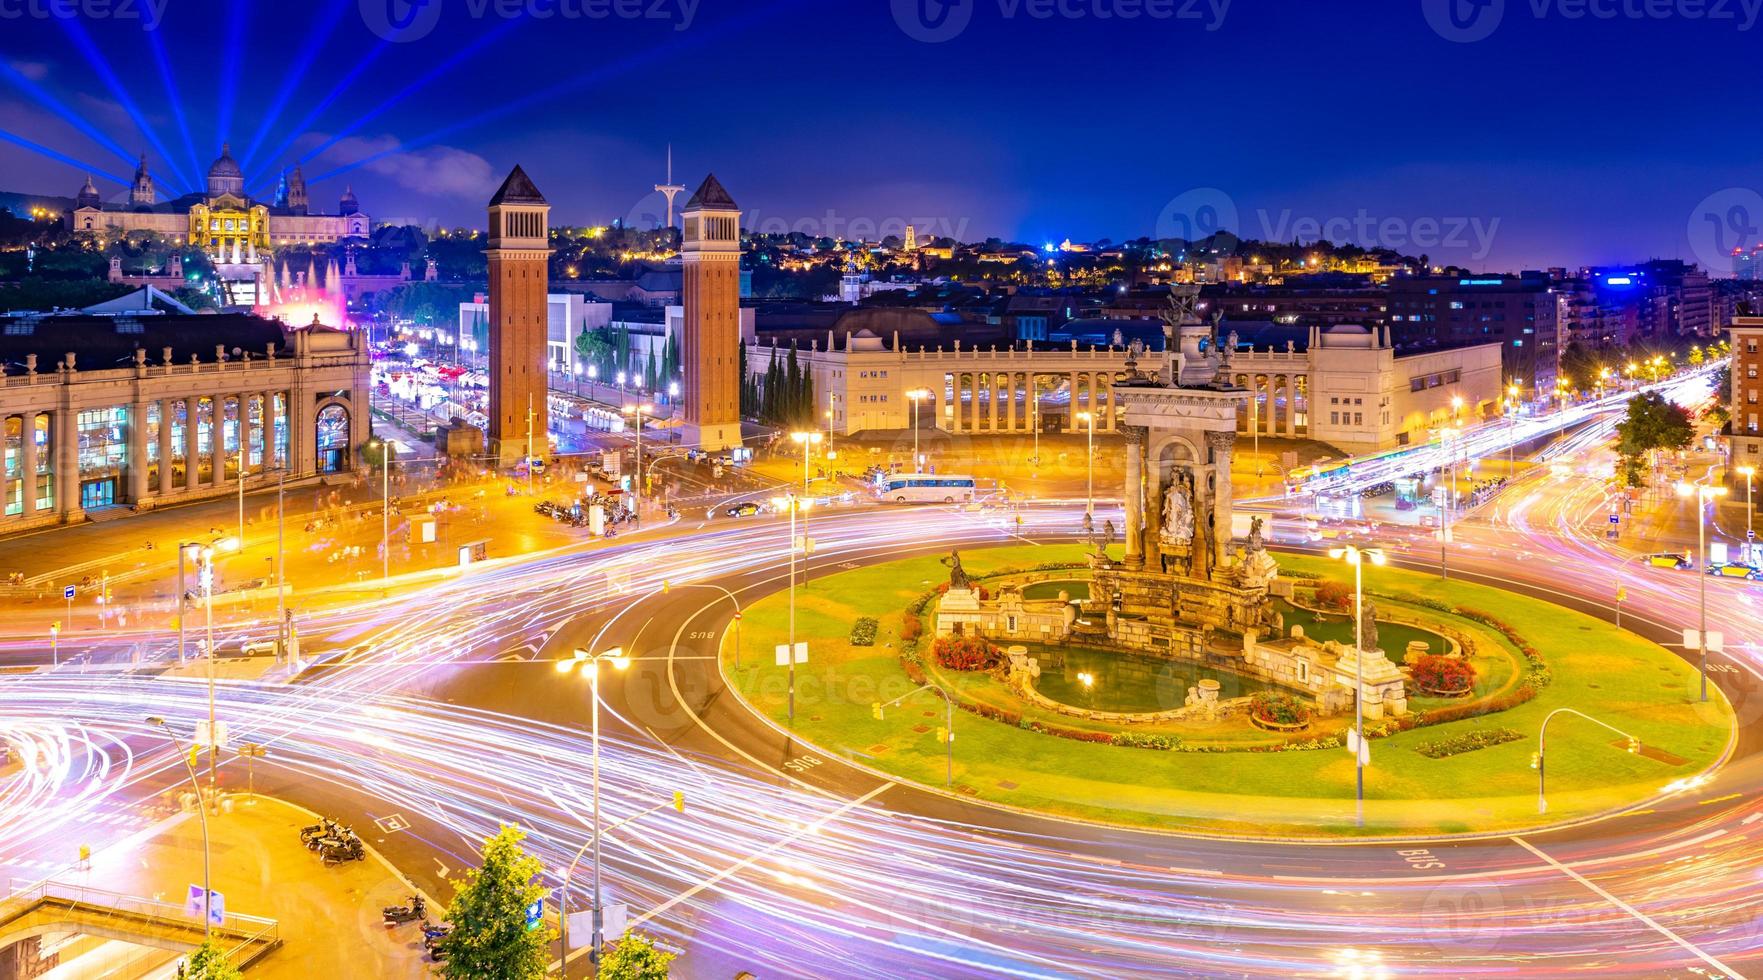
[1510,835,1744,979]
[630,782,890,928]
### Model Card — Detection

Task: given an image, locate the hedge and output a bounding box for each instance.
[1414,727,1525,758]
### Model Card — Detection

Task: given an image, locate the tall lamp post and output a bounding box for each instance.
[554,646,631,968]
[1677,481,1728,702]
[181,536,239,811]
[1535,708,1639,813]
[623,403,653,517]
[1329,544,1384,828]
[770,493,814,723]
[147,716,212,940]
[906,389,929,469]
[791,430,823,492]
[1076,410,1095,517]
[369,438,391,583]
[1737,465,1757,563]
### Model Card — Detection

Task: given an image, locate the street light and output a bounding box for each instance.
[770,493,814,723]
[790,430,823,491]
[1328,544,1385,828]
[369,438,391,583]
[1676,481,1728,702]
[1737,465,1756,560]
[1076,410,1095,517]
[1535,708,1639,814]
[146,716,212,940]
[906,389,930,469]
[554,646,631,966]
[623,403,654,518]
[872,685,954,785]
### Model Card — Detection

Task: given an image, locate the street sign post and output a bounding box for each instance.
[195,720,230,751]
[774,642,807,666]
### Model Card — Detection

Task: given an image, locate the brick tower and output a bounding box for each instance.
[485,165,552,467]
[680,173,742,451]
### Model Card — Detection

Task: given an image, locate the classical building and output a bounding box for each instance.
[680,174,743,450]
[0,302,370,534]
[484,166,553,467]
[66,146,370,259]
[752,313,1501,452]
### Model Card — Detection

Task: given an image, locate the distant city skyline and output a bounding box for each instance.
[4,2,1762,272]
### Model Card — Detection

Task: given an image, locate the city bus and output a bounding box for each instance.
[877,473,977,504]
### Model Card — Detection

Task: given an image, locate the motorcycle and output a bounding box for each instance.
[422,922,451,949]
[320,838,365,865]
[382,894,427,924]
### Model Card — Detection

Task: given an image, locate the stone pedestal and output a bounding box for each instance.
[1333,645,1410,719]
[934,586,982,637]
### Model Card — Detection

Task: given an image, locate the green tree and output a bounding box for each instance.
[1614,392,1695,487]
[575,326,612,367]
[438,824,555,979]
[183,939,243,980]
[597,931,676,979]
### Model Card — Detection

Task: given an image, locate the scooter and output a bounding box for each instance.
[383,895,427,925]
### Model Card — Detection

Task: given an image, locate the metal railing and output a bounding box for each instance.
[2,878,280,966]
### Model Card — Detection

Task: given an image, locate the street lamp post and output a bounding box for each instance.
[770,493,814,724]
[147,717,212,940]
[557,792,683,976]
[1737,465,1757,562]
[1676,481,1728,702]
[791,430,822,492]
[873,685,954,785]
[1077,410,1095,517]
[624,403,653,518]
[1536,708,1639,813]
[1329,544,1384,828]
[554,646,631,968]
[906,389,929,469]
[370,438,391,583]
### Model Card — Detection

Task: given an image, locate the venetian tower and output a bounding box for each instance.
[485,165,552,467]
[680,173,742,451]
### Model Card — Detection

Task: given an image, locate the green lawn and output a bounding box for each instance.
[722,544,1735,837]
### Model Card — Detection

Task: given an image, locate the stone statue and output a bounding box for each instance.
[1358,597,1380,653]
[943,550,973,592]
[1160,474,1194,544]
[1101,519,1116,554]
[1248,516,1265,552]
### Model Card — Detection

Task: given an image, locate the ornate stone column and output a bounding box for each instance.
[128,398,149,504]
[1006,373,1018,432]
[1207,429,1238,567]
[1286,377,1301,437]
[185,399,201,492]
[1142,448,1164,568]
[934,377,947,433]
[1122,424,1146,567]
[21,412,37,518]
[54,408,77,518]
[157,399,174,495]
[1265,376,1279,437]
[1067,371,1080,431]
[210,396,228,488]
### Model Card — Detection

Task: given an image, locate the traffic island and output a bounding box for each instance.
[720,543,1736,838]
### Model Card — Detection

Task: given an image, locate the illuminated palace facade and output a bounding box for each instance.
[67,145,370,260]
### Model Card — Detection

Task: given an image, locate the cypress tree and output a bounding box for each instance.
[786,343,802,424]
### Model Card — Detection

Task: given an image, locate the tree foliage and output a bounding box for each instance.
[1614,392,1695,487]
[438,824,555,979]
[182,939,242,980]
[597,931,676,979]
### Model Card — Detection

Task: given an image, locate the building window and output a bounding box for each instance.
[3,415,18,516]
[316,404,351,474]
[76,406,128,509]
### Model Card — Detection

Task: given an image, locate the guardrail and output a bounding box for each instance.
[1,878,280,967]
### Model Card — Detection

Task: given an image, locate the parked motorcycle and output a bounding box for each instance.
[382,894,427,925]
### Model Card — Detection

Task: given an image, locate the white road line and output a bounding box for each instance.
[1510,835,1744,979]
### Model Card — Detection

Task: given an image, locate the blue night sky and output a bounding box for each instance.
[3,0,1761,270]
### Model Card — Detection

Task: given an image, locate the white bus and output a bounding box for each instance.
[878,473,977,504]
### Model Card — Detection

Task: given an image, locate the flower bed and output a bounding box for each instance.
[849,617,878,647]
[1409,653,1475,696]
[932,635,1003,672]
[1414,727,1525,759]
[1248,691,1311,731]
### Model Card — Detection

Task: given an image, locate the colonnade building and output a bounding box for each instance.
[751,314,1502,452]
[0,307,371,534]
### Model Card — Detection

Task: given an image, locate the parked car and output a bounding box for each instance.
[1644,553,1693,569]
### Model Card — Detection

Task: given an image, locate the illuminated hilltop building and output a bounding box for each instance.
[66,145,370,261]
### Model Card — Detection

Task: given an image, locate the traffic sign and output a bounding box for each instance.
[1609,514,1619,524]
[63,586,75,600]
[774,642,808,666]
[195,720,229,750]
[186,884,223,924]
[524,899,543,932]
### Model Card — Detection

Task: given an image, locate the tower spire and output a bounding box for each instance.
[654,143,687,232]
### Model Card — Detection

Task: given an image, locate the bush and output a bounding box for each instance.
[849,617,878,646]
[899,610,924,643]
[1250,691,1311,726]
[1112,731,1182,750]
[1410,654,1475,694]
[1313,580,1354,610]
[1415,728,1524,758]
[932,635,1002,672]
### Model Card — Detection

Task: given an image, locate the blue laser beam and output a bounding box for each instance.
[0,61,138,177]
[0,128,129,185]
[213,1,249,162]
[239,0,353,177]
[146,26,202,193]
[245,37,393,192]
[53,15,197,193]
